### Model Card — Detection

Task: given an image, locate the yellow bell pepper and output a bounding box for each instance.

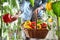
[46,2,52,11]
[37,24,41,29]
[48,18,53,23]
[24,20,31,29]
[25,20,31,25]
[24,23,31,29]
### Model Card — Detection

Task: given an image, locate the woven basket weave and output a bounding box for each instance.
[24,29,48,39]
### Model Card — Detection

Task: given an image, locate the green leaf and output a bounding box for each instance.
[3,6,13,15]
[3,0,19,15]
[2,0,7,2]
[48,25,51,30]
[30,0,34,7]
[37,19,42,24]
[46,10,56,17]
[47,0,51,2]
[59,17,60,27]
[10,0,17,8]
[3,6,9,13]
[18,18,21,26]
[56,30,60,37]
[52,1,60,17]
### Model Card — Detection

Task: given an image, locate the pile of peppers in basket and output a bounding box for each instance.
[24,21,36,29]
[23,20,48,29]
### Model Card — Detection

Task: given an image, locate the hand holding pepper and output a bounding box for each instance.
[11,11,21,22]
[2,11,21,23]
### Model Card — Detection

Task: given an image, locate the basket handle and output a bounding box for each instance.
[33,9,38,29]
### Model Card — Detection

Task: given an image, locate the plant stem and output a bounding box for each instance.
[0,0,3,40]
[57,16,60,40]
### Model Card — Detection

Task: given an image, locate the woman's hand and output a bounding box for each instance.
[33,8,38,14]
[33,5,43,14]
[11,11,21,22]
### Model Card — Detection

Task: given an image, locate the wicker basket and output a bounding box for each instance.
[24,29,49,39]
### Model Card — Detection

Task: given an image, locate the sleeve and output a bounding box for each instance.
[20,0,25,12]
[20,1,32,20]
[42,0,47,3]
[42,0,47,8]
[33,0,42,10]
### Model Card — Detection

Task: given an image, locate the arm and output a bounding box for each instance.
[33,0,47,14]
[10,11,21,22]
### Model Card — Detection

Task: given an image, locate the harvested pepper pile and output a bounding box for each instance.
[23,20,48,30]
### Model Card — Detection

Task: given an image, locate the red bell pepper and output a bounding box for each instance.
[29,21,36,29]
[2,13,12,23]
[41,23,47,28]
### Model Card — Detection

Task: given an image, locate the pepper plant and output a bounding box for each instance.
[52,1,60,40]
[1,0,21,40]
